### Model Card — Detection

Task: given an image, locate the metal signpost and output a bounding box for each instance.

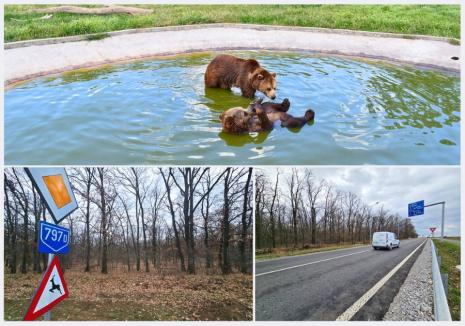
[408,200,446,238]
[24,168,77,321]
[425,202,446,238]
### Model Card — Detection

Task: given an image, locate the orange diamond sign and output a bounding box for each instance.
[25,168,78,224]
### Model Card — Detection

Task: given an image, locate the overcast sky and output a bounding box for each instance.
[260,167,460,237]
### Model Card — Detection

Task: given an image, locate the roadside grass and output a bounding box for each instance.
[4,269,252,321]
[256,242,369,261]
[433,239,460,321]
[4,5,460,43]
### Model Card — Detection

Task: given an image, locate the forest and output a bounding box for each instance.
[255,168,418,253]
[4,167,253,320]
[4,167,253,274]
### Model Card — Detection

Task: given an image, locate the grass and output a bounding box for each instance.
[433,239,461,321]
[4,269,252,321]
[445,236,461,241]
[256,242,369,260]
[4,5,460,43]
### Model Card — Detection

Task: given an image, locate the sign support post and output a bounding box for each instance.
[424,201,446,239]
[43,253,54,321]
[24,168,77,321]
[408,200,446,239]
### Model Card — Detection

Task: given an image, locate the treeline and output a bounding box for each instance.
[4,167,253,275]
[256,168,417,251]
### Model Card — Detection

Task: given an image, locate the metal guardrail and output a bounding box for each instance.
[431,239,452,321]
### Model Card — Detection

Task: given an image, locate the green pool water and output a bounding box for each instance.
[4,51,460,165]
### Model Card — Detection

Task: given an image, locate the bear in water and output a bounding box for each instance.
[220,98,314,133]
[205,54,277,99]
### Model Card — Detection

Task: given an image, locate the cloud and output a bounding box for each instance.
[259,166,460,236]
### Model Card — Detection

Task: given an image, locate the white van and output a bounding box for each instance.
[372,232,400,250]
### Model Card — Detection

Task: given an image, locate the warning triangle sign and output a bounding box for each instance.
[24,256,69,321]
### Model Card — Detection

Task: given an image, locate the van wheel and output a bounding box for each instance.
[388,244,392,250]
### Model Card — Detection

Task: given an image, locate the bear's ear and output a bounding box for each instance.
[271,72,276,78]
[219,112,225,121]
[257,74,264,80]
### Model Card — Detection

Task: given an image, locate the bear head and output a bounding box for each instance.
[250,68,277,100]
[220,107,254,133]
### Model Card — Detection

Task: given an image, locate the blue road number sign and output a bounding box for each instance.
[408,200,425,217]
[38,221,70,254]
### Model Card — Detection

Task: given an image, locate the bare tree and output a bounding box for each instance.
[4,167,254,276]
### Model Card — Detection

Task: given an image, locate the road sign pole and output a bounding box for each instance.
[424,201,446,239]
[24,168,75,321]
[441,202,445,239]
[43,253,54,321]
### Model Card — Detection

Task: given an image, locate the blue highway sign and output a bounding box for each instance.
[38,221,70,254]
[408,200,425,217]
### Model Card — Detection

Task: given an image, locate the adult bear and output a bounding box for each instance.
[205,54,277,99]
[220,98,314,133]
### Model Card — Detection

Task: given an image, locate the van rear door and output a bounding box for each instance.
[372,232,386,246]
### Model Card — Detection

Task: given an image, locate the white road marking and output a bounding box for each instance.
[256,244,371,264]
[336,239,427,321]
[256,249,370,277]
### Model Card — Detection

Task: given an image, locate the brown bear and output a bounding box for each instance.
[205,54,277,99]
[220,98,315,133]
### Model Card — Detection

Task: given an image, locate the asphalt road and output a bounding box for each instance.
[256,238,426,321]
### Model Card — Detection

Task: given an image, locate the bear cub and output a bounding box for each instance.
[205,54,277,99]
[220,98,315,134]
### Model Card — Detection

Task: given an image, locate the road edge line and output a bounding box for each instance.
[335,239,427,321]
[256,244,371,264]
[256,249,370,277]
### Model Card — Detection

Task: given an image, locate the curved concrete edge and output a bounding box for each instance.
[4,23,460,49]
[5,25,460,87]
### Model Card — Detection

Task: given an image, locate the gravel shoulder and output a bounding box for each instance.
[383,239,433,321]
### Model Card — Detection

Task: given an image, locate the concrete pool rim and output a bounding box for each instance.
[5,23,460,48]
[4,23,460,88]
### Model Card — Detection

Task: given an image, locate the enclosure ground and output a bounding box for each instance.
[4,5,459,42]
[256,242,369,260]
[4,270,252,321]
[433,239,461,320]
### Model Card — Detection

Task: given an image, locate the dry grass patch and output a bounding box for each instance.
[4,269,252,321]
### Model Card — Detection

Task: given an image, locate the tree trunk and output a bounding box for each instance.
[269,172,279,249]
[202,190,212,269]
[161,169,186,272]
[240,168,252,273]
[85,169,92,272]
[135,196,141,272]
[311,206,316,245]
[186,169,196,274]
[21,204,28,274]
[4,175,17,274]
[221,168,232,274]
[98,169,108,274]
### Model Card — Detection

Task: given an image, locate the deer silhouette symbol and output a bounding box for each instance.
[49,275,62,295]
